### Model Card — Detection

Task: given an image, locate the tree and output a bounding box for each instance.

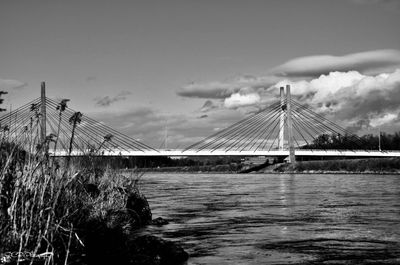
[96,133,113,154]
[53,99,69,154]
[68,111,82,156]
[0,91,8,112]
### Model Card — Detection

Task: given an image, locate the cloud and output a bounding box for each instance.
[275,71,366,102]
[200,100,219,112]
[94,91,131,107]
[168,50,400,143]
[177,75,280,99]
[350,0,400,11]
[274,69,400,130]
[0,78,28,90]
[224,93,261,109]
[177,50,400,114]
[177,81,238,99]
[270,49,400,78]
[369,113,398,127]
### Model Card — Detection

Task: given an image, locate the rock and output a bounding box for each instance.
[126,191,152,226]
[151,217,169,226]
[79,218,130,265]
[72,214,189,265]
[130,235,189,265]
[105,209,140,234]
[81,219,188,265]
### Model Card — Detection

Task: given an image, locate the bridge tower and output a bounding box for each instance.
[286,84,295,163]
[40,81,46,144]
[278,86,285,150]
[278,85,295,163]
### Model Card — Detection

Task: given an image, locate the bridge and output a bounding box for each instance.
[1,82,400,162]
[53,150,400,157]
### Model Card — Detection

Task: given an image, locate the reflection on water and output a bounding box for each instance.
[139,174,400,264]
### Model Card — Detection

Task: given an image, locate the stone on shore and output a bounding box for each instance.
[126,191,152,225]
[129,235,189,265]
[150,217,169,226]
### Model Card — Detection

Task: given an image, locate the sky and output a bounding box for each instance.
[1,0,400,148]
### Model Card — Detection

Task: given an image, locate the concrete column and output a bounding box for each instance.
[279,86,285,150]
[286,84,295,163]
[41,82,46,143]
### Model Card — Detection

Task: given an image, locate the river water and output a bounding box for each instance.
[139,173,400,264]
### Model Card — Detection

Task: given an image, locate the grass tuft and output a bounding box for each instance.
[0,140,146,264]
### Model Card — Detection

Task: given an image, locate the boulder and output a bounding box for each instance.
[126,191,152,226]
[105,209,140,235]
[129,235,189,265]
[79,218,130,265]
[80,219,188,265]
[150,217,169,226]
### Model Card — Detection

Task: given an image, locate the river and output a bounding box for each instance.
[139,173,400,264]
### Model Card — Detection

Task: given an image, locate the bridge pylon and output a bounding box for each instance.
[40,81,46,144]
[278,85,295,163]
[278,86,285,151]
[286,84,295,164]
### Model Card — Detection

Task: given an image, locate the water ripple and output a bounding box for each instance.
[139,173,400,264]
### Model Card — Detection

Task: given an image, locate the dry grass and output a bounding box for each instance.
[0,141,145,264]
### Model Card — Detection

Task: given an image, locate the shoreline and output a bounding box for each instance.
[122,168,400,175]
[123,157,400,175]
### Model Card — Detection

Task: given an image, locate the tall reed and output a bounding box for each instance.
[0,108,145,264]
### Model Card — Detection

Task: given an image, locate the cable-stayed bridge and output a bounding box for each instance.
[1,83,400,161]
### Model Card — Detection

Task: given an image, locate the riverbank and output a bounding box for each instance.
[131,157,400,174]
[126,164,241,173]
[268,157,400,174]
[0,144,189,265]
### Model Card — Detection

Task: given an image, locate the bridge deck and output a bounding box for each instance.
[53,149,400,157]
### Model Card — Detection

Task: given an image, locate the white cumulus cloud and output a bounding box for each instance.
[224,93,261,109]
[273,69,400,129]
[369,113,398,127]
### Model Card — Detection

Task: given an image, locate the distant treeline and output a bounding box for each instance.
[274,157,400,173]
[303,131,400,150]
[74,156,243,169]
